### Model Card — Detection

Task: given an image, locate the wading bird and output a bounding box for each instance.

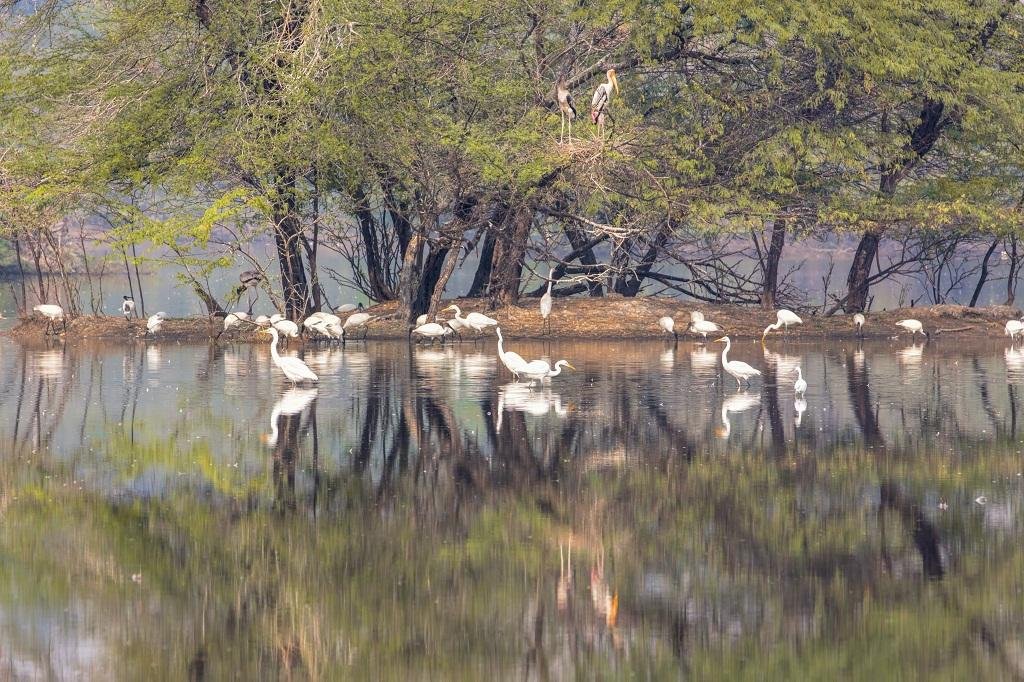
[121,296,135,320]
[1005,318,1024,341]
[219,311,250,338]
[658,316,678,341]
[896,319,927,338]
[540,267,555,334]
[33,304,65,335]
[254,315,271,327]
[762,309,803,340]
[519,358,575,384]
[336,302,362,313]
[410,322,449,344]
[496,327,528,380]
[444,304,497,337]
[271,315,300,342]
[794,366,807,396]
[715,336,761,389]
[262,327,318,383]
[342,311,372,340]
[690,318,723,342]
[556,77,576,144]
[590,69,619,143]
[146,312,166,335]
[854,313,865,335]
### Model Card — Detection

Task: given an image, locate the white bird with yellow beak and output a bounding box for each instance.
[590,68,619,142]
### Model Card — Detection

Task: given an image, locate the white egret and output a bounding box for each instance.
[690,319,723,342]
[590,68,619,142]
[715,336,761,389]
[303,317,331,340]
[853,313,865,335]
[556,77,576,144]
[690,311,705,324]
[762,309,803,340]
[263,387,319,447]
[415,313,429,326]
[658,316,678,341]
[446,316,468,340]
[519,358,575,384]
[540,267,554,334]
[443,304,497,337]
[32,304,65,335]
[411,322,449,344]
[496,327,528,380]
[145,312,166,335]
[306,311,341,327]
[121,296,135,320]
[254,315,271,327]
[261,327,318,383]
[1005,318,1024,341]
[896,319,927,338]
[336,302,362,313]
[342,312,372,340]
[794,366,807,396]
[271,317,300,341]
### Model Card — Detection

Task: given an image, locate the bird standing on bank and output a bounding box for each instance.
[33,304,65,335]
[121,296,135,320]
[896,319,927,338]
[853,313,865,336]
[658,316,678,341]
[762,309,803,340]
[540,267,555,334]
[690,318,723,342]
[443,305,497,337]
[146,312,166,335]
[556,77,576,144]
[590,69,619,143]
[342,311,372,341]
[262,327,318,383]
[715,336,761,389]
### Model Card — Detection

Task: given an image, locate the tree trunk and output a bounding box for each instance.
[271,172,309,320]
[1007,236,1019,306]
[467,230,496,298]
[760,219,786,309]
[396,230,426,323]
[353,185,396,301]
[428,244,462,316]
[413,244,451,317]
[487,208,532,309]
[844,231,881,313]
[969,237,1000,307]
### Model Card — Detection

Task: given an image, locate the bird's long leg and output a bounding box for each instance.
[568,118,572,144]
[560,112,565,144]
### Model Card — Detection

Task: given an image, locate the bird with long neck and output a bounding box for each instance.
[590,69,620,143]
[556,77,576,144]
[540,267,554,334]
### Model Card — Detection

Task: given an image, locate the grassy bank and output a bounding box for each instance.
[4,297,1021,344]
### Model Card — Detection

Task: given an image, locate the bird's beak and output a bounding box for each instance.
[714,337,725,343]
[565,363,576,371]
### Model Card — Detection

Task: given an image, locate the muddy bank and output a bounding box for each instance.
[4,297,1021,344]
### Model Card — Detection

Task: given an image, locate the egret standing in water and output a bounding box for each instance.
[794,366,807,396]
[658,316,678,341]
[762,309,803,340]
[1005,318,1024,341]
[590,68,619,143]
[896,319,927,338]
[121,296,135,320]
[262,327,318,383]
[520,358,575,384]
[540,267,555,334]
[556,77,576,144]
[32,304,65,335]
[715,336,761,389]
[443,304,497,337]
[496,327,528,380]
[690,318,723,342]
[410,322,449,344]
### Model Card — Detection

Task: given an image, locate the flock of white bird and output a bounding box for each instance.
[27,295,1024,399]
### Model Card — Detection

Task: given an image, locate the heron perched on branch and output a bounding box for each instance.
[556,77,576,144]
[590,69,619,143]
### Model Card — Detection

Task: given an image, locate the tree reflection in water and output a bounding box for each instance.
[0,339,1021,678]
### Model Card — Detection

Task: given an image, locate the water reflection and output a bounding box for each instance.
[0,338,1023,677]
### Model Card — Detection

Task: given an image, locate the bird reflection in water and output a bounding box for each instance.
[794,397,807,427]
[264,387,319,447]
[496,383,567,432]
[688,347,718,380]
[1006,346,1024,383]
[264,387,319,513]
[717,392,760,439]
[557,541,573,613]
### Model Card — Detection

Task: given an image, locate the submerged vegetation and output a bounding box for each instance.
[2,1,1024,318]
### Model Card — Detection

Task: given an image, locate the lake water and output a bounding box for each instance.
[1,336,1023,679]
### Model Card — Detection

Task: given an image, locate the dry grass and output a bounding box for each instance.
[5,298,1021,344]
